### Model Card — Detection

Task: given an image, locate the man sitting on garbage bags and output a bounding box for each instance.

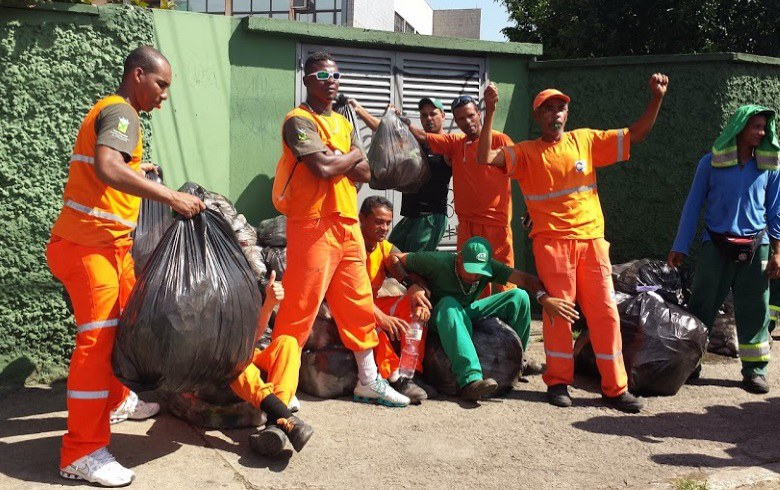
[359,196,435,404]
[389,236,578,401]
[669,104,780,394]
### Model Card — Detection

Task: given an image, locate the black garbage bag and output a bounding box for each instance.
[423,317,524,396]
[574,291,708,396]
[298,347,358,399]
[709,293,738,357]
[334,94,366,155]
[256,215,287,247]
[367,112,429,193]
[231,214,257,247]
[242,245,267,285]
[304,315,342,351]
[114,182,261,394]
[161,390,264,430]
[131,169,173,276]
[613,259,685,307]
[203,190,238,222]
[262,246,287,280]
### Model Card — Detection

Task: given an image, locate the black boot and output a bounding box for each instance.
[546,384,572,408]
[602,391,643,413]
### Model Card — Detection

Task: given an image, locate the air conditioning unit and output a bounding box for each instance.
[292,0,312,9]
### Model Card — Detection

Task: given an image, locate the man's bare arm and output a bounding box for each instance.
[300,147,364,179]
[477,83,506,167]
[349,99,381,132]
[627,73,669,144]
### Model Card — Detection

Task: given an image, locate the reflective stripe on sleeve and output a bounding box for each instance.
[595,352,623,361]
[70,154,95,165]
[617,129,624,161]
[77,318,119,334]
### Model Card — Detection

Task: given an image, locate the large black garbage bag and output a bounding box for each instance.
[613,259,686,307]
[574,291,708,396]
[367,112,429,193]
[114,182,261,393]
[298,347,358,399]
[423,317,524,396]
[230,214,257,247]
[203,190,238,222]
[256,215,287,247]
[334,94,366,155]
[161,389,265,430]
[305,314,342,351]
[131,169,173,276]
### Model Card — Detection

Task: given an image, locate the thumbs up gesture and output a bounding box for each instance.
[264,270,285,307]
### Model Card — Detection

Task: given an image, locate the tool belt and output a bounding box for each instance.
[708,228,765,263]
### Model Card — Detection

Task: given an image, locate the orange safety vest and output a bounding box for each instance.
[366,240,394,297]
[272,104,357,221]
[51,95,143,248]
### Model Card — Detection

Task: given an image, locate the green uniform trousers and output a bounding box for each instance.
[431,288,531,387]
[388,214,447,252]
[688,241,770,376]
[769,277,780,332]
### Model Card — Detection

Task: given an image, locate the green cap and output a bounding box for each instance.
[461,236,493,277]
[418,97,445,113]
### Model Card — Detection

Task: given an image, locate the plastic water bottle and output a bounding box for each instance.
[398,320,424,379]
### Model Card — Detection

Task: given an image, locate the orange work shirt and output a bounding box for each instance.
[502,128,630,239]
[426,131,514,227]
[366,240,394,298]
[50,95,143,248]
[272,105,358,221]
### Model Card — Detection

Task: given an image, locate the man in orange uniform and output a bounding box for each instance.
[271,52,409,407]
[47,47,205,487]
[406,96,515,294]
[477,75,669,412]
[359,196,433,404]
[230,270,314,458]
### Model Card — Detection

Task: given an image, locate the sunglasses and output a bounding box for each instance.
[451,95,476,111]
[305,70,341,81]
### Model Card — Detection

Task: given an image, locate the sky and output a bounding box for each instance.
[425,0,512,42]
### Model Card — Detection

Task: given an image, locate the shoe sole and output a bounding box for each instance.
[289,426,314,452]
[460,383,498,401]
[547,396,572,408]
[59,470,134,487]
[249,431,286,457]
[353,395,408,407]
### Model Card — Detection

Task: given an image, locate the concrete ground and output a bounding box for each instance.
[2,322,780,490]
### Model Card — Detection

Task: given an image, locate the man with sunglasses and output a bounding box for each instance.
[271,52,410,408]
[477,75,669,412]
[405,95,515,295]
[350,97,453,252]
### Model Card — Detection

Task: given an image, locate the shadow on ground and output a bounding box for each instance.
[573,395,780,471]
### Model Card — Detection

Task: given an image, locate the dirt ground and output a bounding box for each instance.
[2,322,780,489]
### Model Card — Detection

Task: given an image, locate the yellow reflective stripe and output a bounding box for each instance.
[525,183,597,202]
[65,199,136,229]
[712,148,738,167]
[68,390,109,400]
[77,319,119,334]
[545,350,573,360]
[70,154,95,165]
[616,129,624,161]
[739,342,771,362]
[505,146,517,173]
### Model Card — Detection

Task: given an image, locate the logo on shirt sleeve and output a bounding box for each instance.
[574,160,586,172]
[296,128,309,142]
[117,117,130,134]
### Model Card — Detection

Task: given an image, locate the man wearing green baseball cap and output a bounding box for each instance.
[388,236,578,401]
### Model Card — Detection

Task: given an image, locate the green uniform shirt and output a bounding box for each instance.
[405,252,513,306]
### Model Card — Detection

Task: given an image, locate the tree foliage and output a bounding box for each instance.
[499,0,780,59]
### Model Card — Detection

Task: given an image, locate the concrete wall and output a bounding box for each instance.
[527,54,780,266]
[394,0,433,35]
[1,4,538,384]
[432,8,480,40]
[349,0,394,31]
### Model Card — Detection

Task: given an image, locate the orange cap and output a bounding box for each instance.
[533,89,571,111]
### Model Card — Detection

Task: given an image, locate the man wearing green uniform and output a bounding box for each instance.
[390,236,578,401]
[669,105,780,393]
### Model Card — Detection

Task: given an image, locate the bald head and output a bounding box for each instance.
[123,46,169,80]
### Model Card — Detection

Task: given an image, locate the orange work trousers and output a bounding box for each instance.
[457,220,515,295]
[230,335,300,407]
[46,237,133,468]
[272,215,379,352]
[373,296,427,379]
[533,237,627,397]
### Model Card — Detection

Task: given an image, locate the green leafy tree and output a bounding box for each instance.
[498,0,780,59]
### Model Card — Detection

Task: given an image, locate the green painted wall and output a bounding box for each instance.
[527,55,780,266]
[0,4,154,383]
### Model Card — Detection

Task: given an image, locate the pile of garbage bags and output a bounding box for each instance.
[423,317,524,397]
[367,112,429,193]
[114,182,260,394]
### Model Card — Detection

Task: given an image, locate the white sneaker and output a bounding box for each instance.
[59,447,135,487]
[353,376,410,407]
[110,391,160,425]
[288,395,300,413]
